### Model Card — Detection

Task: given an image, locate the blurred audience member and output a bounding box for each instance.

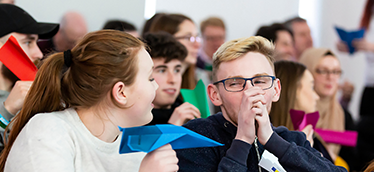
[270,61,319,131]
[271,60,351,170]
[256,23,295,61]
[284,17,313,61]
[337,0,374,117]
[197,16,226,113]
[144,32,201,126]
[0,0,14,4]
[103,19,139,38]
[285,17,353,110]
[38,11,87,55]
[197,17,226,72]
[149,14,200,89]
[336,2,374,168]
[299,48,356,167]
[141,13,165,38]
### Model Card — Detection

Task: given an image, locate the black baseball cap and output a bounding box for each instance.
[0,4,59,39]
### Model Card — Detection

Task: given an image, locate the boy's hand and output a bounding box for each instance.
[235,87,267,144]
[4,81,33,115]
[168,102,201,126]
[254,100,273,145]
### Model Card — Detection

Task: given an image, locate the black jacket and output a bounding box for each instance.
[148,98,183,125]
[176,112,347,172]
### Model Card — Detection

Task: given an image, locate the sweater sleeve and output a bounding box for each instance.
[0,102,14,122]
[176,116,252,172]
[264,130,347,172]
[4,114,76,172]
[217,139,251,172]
[177,139,251,172]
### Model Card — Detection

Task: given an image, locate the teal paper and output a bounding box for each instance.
[118,124,223,154]
[335,26,365,54]
[180,79,211,118]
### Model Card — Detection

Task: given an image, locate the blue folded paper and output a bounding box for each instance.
[118,124,224,154]
[335,26,365,54]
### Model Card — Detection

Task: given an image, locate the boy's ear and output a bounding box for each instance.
[272,78,281,102]
[208,83,223,106]
[112,81,128,105]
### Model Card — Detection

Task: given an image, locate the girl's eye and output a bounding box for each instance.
[149,78,155,82]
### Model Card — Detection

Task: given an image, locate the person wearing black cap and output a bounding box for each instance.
[0,0,14,4]
[0,4,59,148]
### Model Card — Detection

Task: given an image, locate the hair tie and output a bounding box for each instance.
[64,50,73,67]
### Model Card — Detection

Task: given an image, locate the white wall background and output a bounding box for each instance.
[155,0,299,41]
[15,0,146,32]
[15,0,367,121]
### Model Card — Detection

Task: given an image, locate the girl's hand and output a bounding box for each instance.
[139,144,179,172]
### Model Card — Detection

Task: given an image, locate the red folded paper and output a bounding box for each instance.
[0,35,37,81]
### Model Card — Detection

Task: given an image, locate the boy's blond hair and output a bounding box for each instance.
[212,36,275,81]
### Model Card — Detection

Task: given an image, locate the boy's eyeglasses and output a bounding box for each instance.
[213,75,276,92]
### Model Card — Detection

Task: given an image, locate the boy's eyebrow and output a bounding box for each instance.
[155,65,167,69]
[253,73,270,77]
[227,75,244,78]
[226,73,270,79]
[175,64,182,68]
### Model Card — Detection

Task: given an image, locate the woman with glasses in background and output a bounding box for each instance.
[149,13,201,89]
[269,60,353,170]
[299,48,356,169]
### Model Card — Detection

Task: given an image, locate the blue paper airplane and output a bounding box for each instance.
[335,26,365,54]
[118,124,223,154]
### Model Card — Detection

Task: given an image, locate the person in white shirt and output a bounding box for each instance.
[0,30,178,172]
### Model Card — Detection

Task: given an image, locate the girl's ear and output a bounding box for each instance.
[112,81,128,106]
[272,78,281,102]
[208,83,223,106]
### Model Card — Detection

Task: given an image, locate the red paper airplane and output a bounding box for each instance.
[0,35,37,81]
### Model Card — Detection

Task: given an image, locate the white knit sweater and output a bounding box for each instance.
[5,108,145,172]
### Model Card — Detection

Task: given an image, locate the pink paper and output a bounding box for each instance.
[289,109,320,131]
[315,129,358,147]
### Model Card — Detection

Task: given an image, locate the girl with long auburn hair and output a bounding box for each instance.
[0,30,178,172]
